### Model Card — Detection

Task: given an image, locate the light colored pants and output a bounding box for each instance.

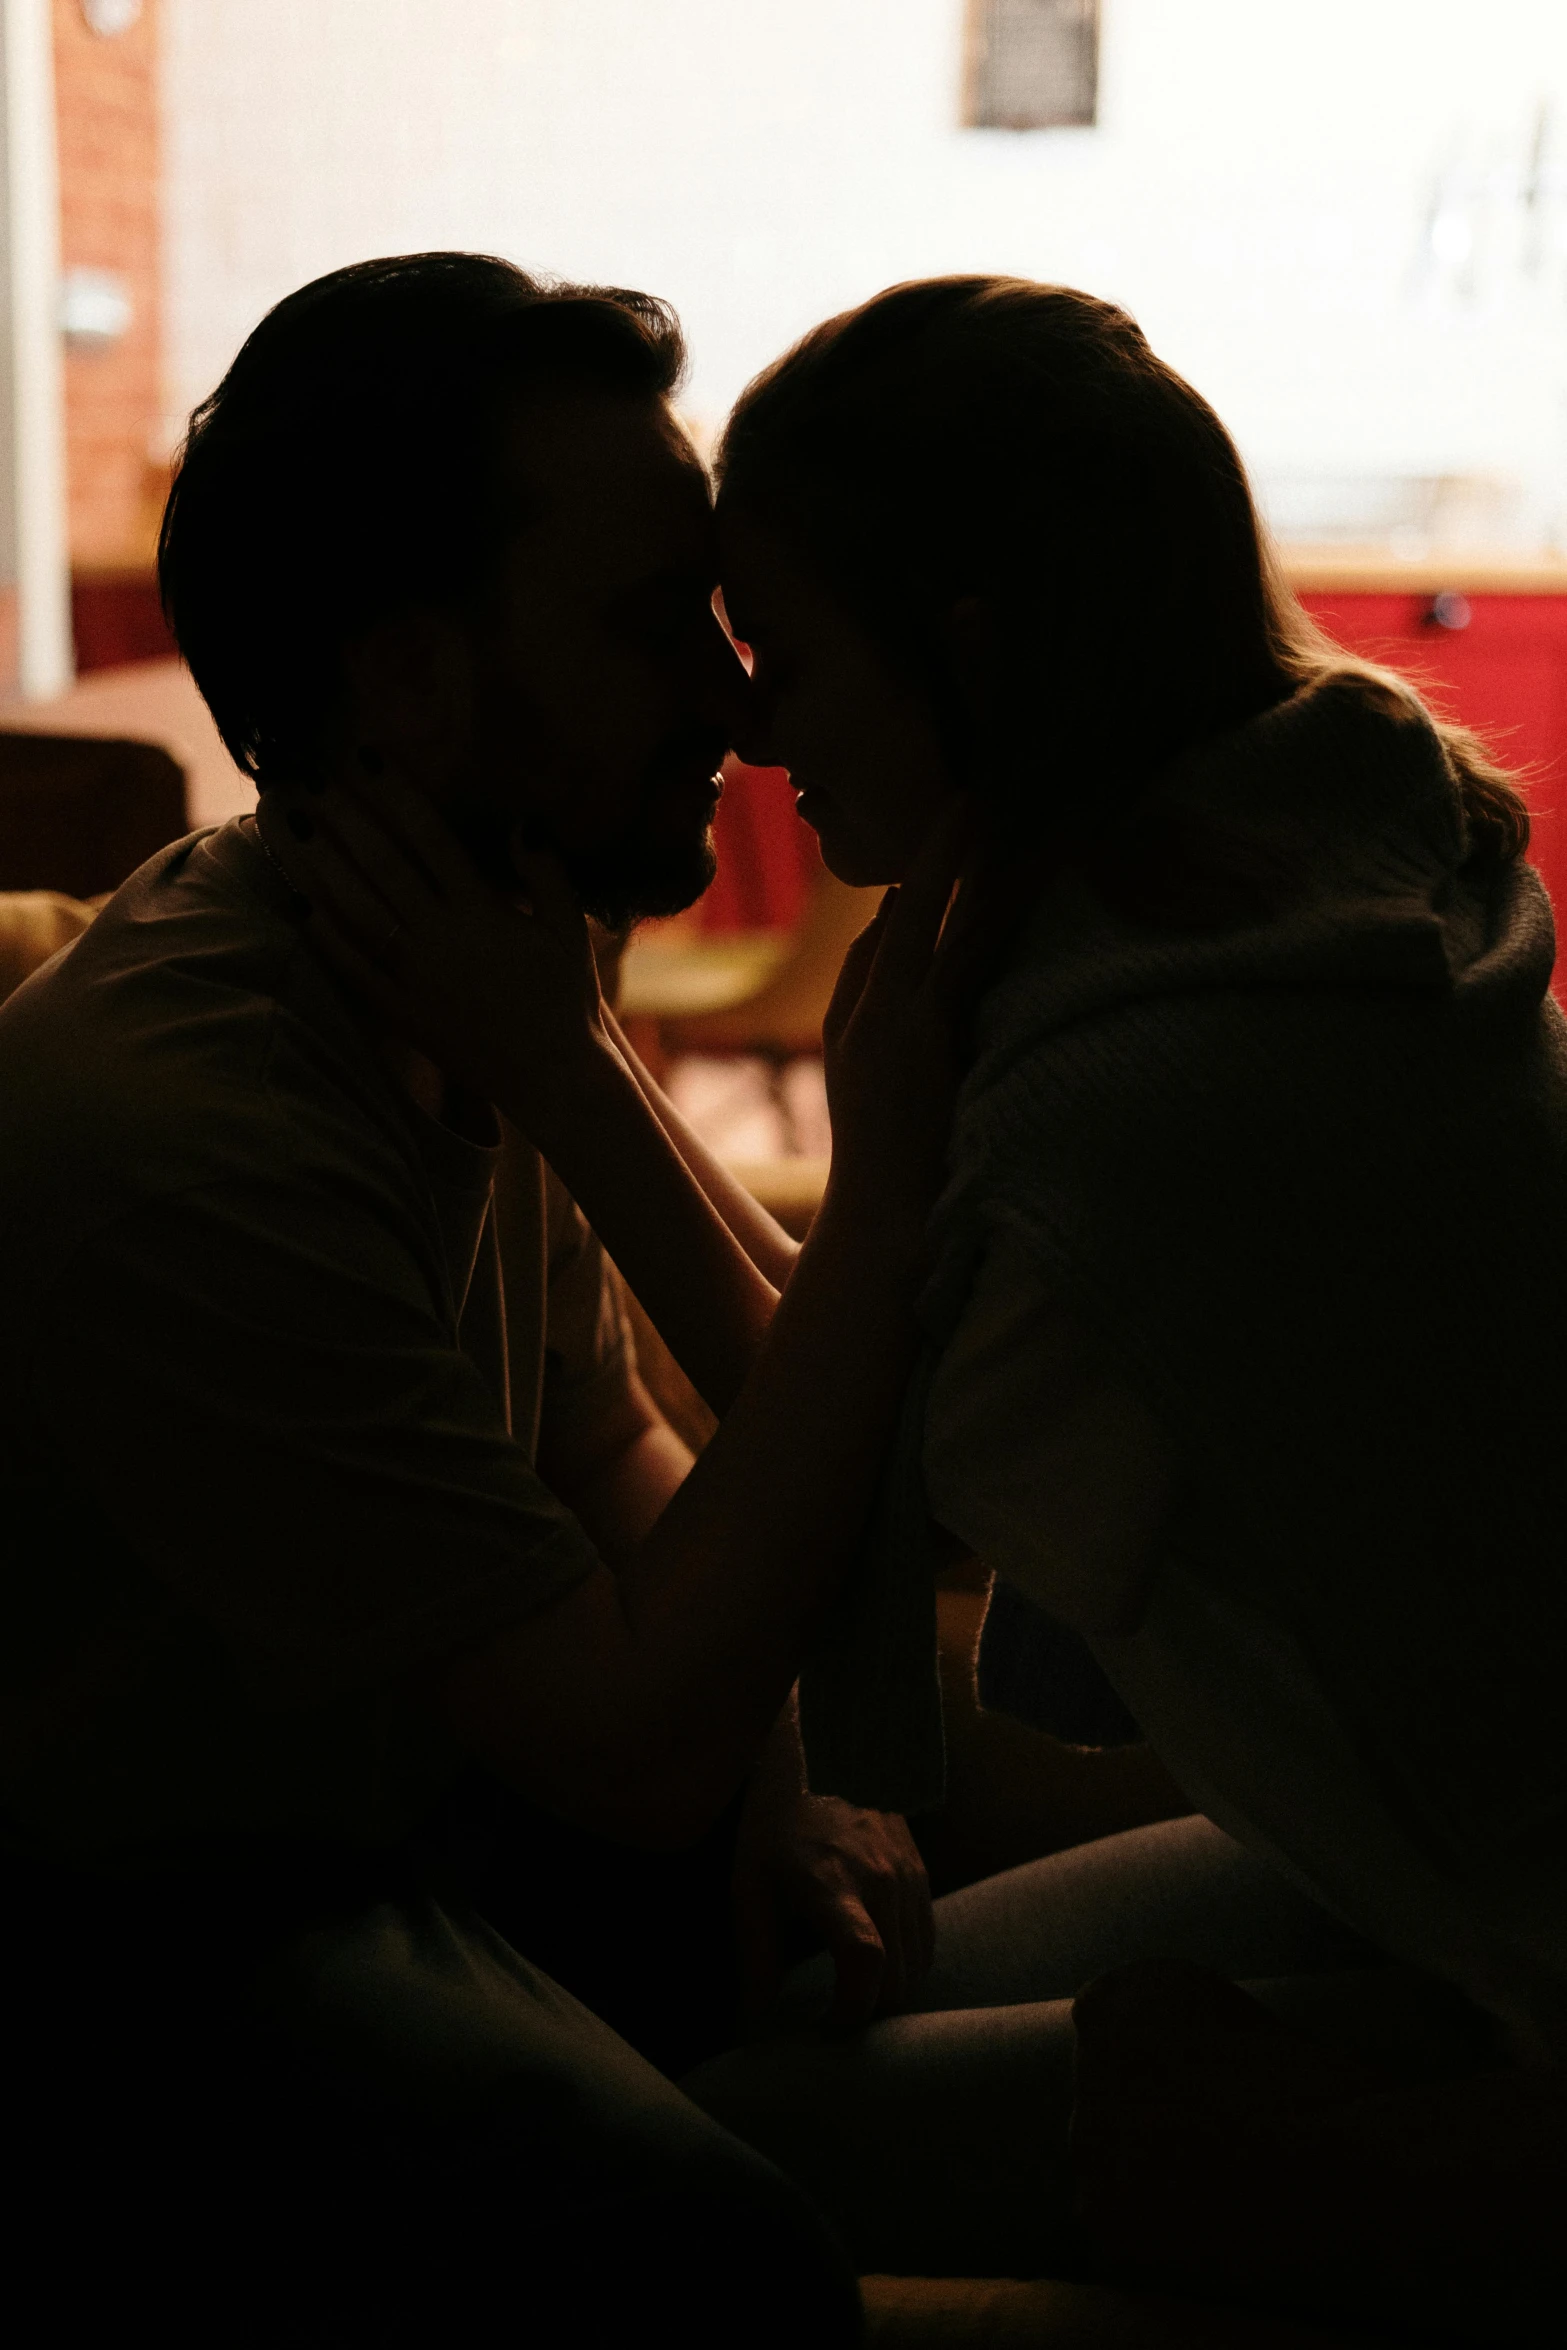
[681,1813,1487,2278]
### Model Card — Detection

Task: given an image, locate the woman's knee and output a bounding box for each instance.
[684,2000,1079,2279]
[912,1813,1367,2012]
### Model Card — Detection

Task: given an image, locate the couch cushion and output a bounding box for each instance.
[0,890,100,1005]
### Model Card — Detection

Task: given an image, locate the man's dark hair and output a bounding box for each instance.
[159,253,686,787]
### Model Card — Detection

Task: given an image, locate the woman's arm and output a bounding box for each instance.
[508,1037,779,1414]
[600,1002,800,1289]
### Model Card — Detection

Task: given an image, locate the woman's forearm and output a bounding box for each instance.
[505,1041,779,1416]
[602,1006,802,1290]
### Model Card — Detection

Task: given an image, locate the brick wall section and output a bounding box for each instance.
[54,0,162,572]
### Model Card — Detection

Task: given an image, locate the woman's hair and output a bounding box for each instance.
[160,252,686,787]
[716,276,1527,865]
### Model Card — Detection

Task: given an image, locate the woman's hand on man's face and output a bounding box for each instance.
[266,767,614,1128]
[819,796,1028,1238]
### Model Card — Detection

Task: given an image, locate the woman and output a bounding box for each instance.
[708,273,1565,2003]
[695,275,1567,2325]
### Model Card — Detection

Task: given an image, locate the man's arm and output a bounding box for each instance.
[51,1164,927,1858]
[541,1368,934,2017]
[434,1177,924,1853]
[537,1359,694,1568]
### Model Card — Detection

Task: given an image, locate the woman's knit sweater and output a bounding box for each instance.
[800,671,1567,2057]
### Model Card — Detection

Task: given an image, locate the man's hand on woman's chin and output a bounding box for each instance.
[731,1714,934,2030]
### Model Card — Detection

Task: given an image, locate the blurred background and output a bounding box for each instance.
[6,0,1567,1183]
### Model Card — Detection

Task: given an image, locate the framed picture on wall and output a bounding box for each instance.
[963,0,1099,131]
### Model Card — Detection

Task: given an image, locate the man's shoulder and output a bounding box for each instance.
[5,815,289,1023]
[0,818,419,1277]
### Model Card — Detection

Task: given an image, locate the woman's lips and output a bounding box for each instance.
[794,785,829,828]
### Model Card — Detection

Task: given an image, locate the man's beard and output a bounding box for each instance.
[560,817,718,932]
[453,734,725,933]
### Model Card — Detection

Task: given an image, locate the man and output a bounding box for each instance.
[0,253,937,2342]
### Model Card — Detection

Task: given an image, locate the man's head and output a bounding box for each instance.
[160,253,748,926]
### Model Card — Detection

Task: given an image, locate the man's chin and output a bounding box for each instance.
[446,805,718,932]
[563,826,718,933]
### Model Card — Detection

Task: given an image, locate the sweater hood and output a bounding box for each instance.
[963,671,1553,1113]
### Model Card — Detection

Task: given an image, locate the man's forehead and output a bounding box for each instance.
[501,392,715,583]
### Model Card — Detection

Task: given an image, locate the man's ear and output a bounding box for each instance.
[341,607,476,787]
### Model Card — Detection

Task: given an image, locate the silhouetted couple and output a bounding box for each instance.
[1,253,1562,2342]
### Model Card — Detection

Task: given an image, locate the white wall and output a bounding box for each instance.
[161,1,1567,543]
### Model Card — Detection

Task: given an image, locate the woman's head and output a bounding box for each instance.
[716,276,1526,884]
